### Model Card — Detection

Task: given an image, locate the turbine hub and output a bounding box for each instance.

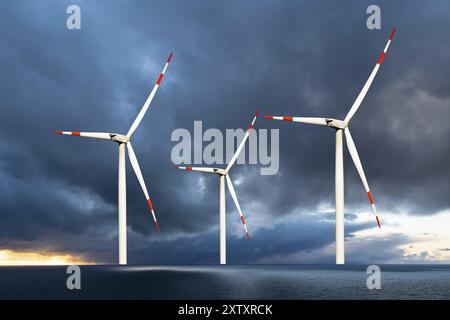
[325,119,347,129]
[214,168,227,176]
[110,134,129,143]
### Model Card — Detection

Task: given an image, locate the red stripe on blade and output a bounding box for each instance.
[283,116,293,121]
[255,108,260,117]
[156,73,164,85]
[54,131,63,134]
[263,116,273,119]
[241,216,246,225]
[147,198,154,211]
[376,216,381,228]
[247,124,254,131]
[155,220,160,233]
[186,166,192,170]
[389,27,396,40]
[367,192,374,204]
[167,51,173,63]
[72,132,80,136]
[246,232,250,240]
[377,52,385,65]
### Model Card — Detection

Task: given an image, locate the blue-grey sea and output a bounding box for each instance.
[1,265,450,299]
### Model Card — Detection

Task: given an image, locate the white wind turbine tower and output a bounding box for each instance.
[55,51,173,265]
[265,28,396,264]
[174,110,259,264]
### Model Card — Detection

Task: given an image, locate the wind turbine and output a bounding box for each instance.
[55,51,173,265]
[264,28,396,264]
[174,110,259,264]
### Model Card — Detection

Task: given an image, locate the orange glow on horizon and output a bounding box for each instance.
[0,249,94,266]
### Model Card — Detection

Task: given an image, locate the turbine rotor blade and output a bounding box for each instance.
[263,116,328,126]
[344,28,396,123]
[226,108,259,172]
[344,129,381,228]
[127,51,173,138]
[225,174,250,240]
[173,166,217,173]
[127,142,160,232]
[54,131,112,140]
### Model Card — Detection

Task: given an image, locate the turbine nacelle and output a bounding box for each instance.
[214,168,227,176]
[111,134,129,144]
[325,119,347,130]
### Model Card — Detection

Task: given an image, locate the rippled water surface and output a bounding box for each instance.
[1,265,449,299]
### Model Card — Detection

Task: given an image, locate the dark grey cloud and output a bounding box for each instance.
[0,0,449,264]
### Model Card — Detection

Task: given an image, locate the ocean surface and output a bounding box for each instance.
[1,264,450,299]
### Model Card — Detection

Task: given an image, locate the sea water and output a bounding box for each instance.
[0,264,449,299]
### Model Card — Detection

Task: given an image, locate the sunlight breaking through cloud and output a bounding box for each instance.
[0,250,94,266]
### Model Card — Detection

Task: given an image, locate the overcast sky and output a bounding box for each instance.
[0,0,449,264]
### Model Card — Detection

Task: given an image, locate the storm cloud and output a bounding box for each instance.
[0,0,449,264]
